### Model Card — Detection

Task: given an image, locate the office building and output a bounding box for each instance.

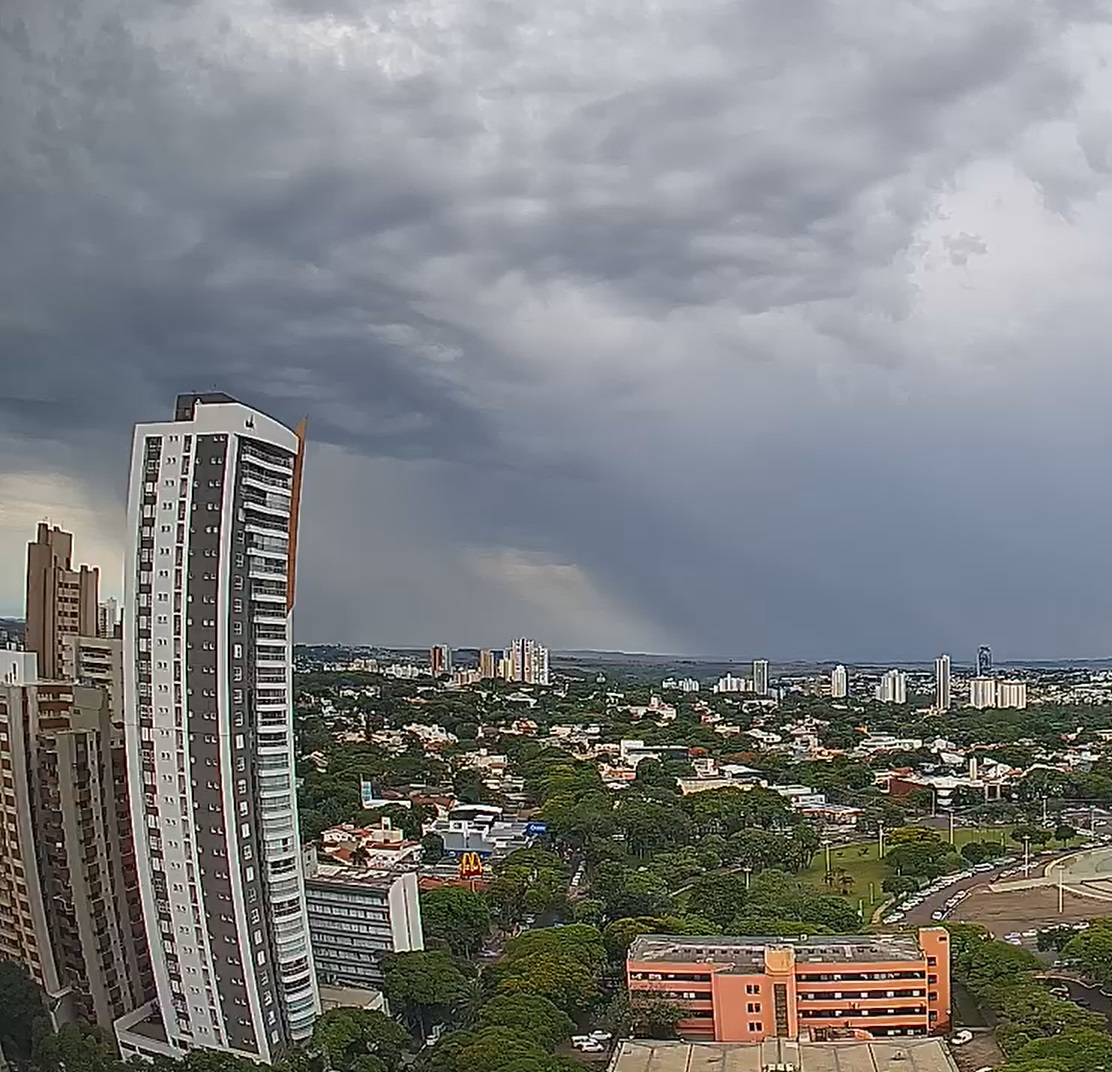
[478,649,498,680]
[751,660,770,697]
[120,393,318,1062]
[429,645,452,677]
[997,679,1028,710]
[303,857,423,989]
[0,650,153,1028]
[507,638,550,686]
[25,524,99,680]
[875,670,907,705]
[969,677,997,710]
[97,598,122,639]
[62,634,124,728]
[934,655,951,713]
[830,665,847,700]
[976,646,992,677]
[627,929,951,1042]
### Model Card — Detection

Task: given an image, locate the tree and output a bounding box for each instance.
[0,960,49,1067]
[311,1008,410,1072]
[496,926,606,1015]
[961,841,993,865]
[1054,823,1077,844]
[421,833,445,864]
[881,876,918,896]
[485,849,568,925]
[382,950,467,1036]
[630,994,689,1039]
[421,886,491,956]
[33,1023,121,1072]
[477,994,574,1050]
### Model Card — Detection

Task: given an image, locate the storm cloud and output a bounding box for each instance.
[3,0,1112,659]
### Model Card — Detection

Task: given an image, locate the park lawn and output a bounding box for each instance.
[800,827,1026,922]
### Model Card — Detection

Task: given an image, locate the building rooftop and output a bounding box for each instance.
[628,932,927,967]
[610,1039,957,1072]
[306,863,412,889]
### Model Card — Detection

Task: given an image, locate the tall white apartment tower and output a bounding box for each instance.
[121,394,319,1062]
[934,654,951,712]
[830,664,848,699]
[751,659,770,696]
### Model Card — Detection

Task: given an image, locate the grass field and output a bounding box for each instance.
[800,827,1026,921]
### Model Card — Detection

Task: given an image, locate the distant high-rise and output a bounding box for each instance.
[507,637,550,686]
[25,523,99,679]
[876,669,907,705]
[752,659,770,697]
[120,393,318,1061]
[478,649,498,680]
[429,644,452,677]
[997,679,1028,710]
[976,645,993,677]
[830,665,848,699]
[97,597,122,639]
[934,655,951,712]
[969,677,997,710]
[0,650,152,1028]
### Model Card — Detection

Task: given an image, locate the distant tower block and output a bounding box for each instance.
[976,645,993,677]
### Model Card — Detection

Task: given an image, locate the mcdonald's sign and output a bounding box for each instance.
[459,852,484,879]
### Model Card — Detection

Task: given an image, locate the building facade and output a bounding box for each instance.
[429,645,452,677]
[0,651,153,1028]
[506,638,550,686]
[934,655,951,712]
[830,665,848,700]
[752,660,770,696]
[121,393,318,1062]
[303,858,423,989]
[969,677,997,710]
[876,670,907,705]
[25,524,99,681]
[627,930,951,1043]
[478,649,498,680]
[997,680,1028,710]
[976,645,993,677]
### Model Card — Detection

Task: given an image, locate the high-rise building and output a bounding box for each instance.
[119,393,318,1062]
[830,665,848,699]
[934,654,951,712]
[429,645,452,677]
[976,645,993,677]
[25,523,99,680]
[969,677,997,710]
[0,650,153,1028]
[478,649,498,680]
[507,638,550,686]
[751,659,770,697]
[875,669,907,705]
[97,598,122,639]
[997,679,1028,710]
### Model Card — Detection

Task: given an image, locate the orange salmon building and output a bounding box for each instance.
[627,928,951,1042]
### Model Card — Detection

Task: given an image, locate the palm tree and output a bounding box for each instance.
[839,873,855,896]
[452,976,486,1029]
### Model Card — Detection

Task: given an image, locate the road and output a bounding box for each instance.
[1042,976,1112,1029]
[900,852,1075,928]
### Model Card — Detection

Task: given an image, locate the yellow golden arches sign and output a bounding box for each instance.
[459,852,484,879]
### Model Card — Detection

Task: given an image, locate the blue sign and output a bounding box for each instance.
[526,821,549,836]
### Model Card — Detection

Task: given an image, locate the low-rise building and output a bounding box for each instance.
[627,929,951,1043]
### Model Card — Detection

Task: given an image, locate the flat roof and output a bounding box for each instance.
[628,933,925,966]
[610,1039,957,1072]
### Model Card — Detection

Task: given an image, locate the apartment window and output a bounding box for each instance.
[927,957,937,967]
[748,1022,762,1032]
[745,984,760,995]
[747,1003,761,1013]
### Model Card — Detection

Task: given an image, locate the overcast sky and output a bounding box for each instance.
[4,1,1112,661]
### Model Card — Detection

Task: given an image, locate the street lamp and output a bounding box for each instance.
[824,839,832,875]
[878,822,886,860]
[744,866,753,891]
[1023,835,1031,878]
[1058,862,1065,915]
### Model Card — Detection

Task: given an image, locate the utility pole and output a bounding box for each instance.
[1058,863,1065,915]
[1023,835,1031,878]
[1043,796,1048,825]
[949,811,955,846]
[878,823,886,860]
[825,840,832,875]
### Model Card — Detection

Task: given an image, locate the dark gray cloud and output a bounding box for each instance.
[2,0,1112,658]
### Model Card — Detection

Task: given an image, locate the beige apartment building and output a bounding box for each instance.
[0,648,152,1028]
[25,524,99,680]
